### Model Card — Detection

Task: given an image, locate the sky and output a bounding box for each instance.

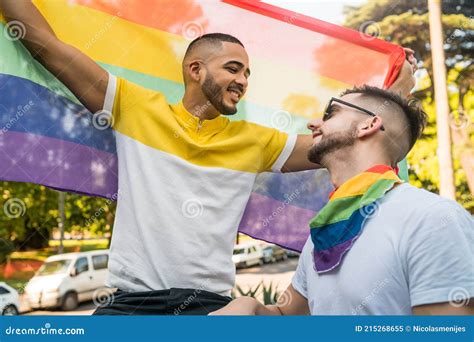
[264,0,366,25]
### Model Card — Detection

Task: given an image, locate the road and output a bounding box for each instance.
[21,257,299,315]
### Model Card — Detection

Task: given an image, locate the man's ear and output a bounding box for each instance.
[357,116,384,138]
[188,60,202,82]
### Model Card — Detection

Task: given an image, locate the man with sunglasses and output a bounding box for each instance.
[1,0,419,315]
[212,85,474,315]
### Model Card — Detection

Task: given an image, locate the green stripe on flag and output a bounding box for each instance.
[311,178,399,227]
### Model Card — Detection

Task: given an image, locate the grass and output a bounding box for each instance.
[9,238,109,262]
[49,238,109,252]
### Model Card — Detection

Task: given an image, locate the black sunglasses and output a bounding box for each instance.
[323,97,385,131]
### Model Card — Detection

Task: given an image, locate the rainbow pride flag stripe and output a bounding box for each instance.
[0,0,406,252]
[310,165,403,272]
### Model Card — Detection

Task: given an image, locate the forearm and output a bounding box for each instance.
[0,0,57,56]
[255,304,284,316]
[209,296,283,315]
[282,134,322,172]
[246,298,285,315]
[1,0,108,113]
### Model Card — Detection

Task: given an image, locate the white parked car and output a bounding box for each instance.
[0,282,20,315]
[262,244,288,263]
[24,250,109,311]
[232,243,263,268]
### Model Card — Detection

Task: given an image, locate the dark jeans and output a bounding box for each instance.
[92,288,232,315]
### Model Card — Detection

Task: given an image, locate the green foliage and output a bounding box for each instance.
[233,281,282,305]
[345,0,474,212]
[235,282,262,298]
[0,181,115,256]
[262,281,280,305]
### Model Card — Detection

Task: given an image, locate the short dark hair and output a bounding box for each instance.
[341,85,427,152]
[184,33,244,59]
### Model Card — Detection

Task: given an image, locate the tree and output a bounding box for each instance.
[0,181,114,258]
[344,0,474,212]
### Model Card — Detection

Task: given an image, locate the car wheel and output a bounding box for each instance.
[2,305,19,316]
[61,292,79,311]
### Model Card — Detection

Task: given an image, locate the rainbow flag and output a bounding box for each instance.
[0,0,406,252]
[310,165,402,272]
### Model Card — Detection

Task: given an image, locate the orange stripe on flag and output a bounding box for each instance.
[70,0,403,88]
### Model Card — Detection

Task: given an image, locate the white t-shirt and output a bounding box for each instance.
[292,183,474,315]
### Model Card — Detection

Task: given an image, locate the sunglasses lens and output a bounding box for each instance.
[324,103,335,121]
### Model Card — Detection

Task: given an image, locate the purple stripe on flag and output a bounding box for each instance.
[238,192,314,252]
[0,131,118,198]
[313,238,354,273]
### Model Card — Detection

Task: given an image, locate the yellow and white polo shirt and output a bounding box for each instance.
[104,74,296,296]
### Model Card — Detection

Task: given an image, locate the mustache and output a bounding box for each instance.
[312,128,323,137]
[227,83,244,93]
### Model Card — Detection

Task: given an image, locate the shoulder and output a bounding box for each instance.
[116,76,166,102]
[387,184,473,246]
[378,183,473,237]
[407,185,470,224]
[384,183,467,217]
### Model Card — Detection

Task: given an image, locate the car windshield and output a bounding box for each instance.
[37,259,72,276]
[233,248,245,255]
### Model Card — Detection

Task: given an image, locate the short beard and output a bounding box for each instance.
[307,123,358,166]
[202,73,237,115]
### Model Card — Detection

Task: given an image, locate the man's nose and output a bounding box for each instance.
[236,73,248,89]
[307,118,323,131]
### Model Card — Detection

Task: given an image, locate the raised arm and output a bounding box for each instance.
[281,134,320,172]
[0,0,108,113]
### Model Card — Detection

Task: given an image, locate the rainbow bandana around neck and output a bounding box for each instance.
[310,165,403,273]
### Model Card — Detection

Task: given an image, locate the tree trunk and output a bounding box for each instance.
[451,100,474,196]
[428,0,456,199]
